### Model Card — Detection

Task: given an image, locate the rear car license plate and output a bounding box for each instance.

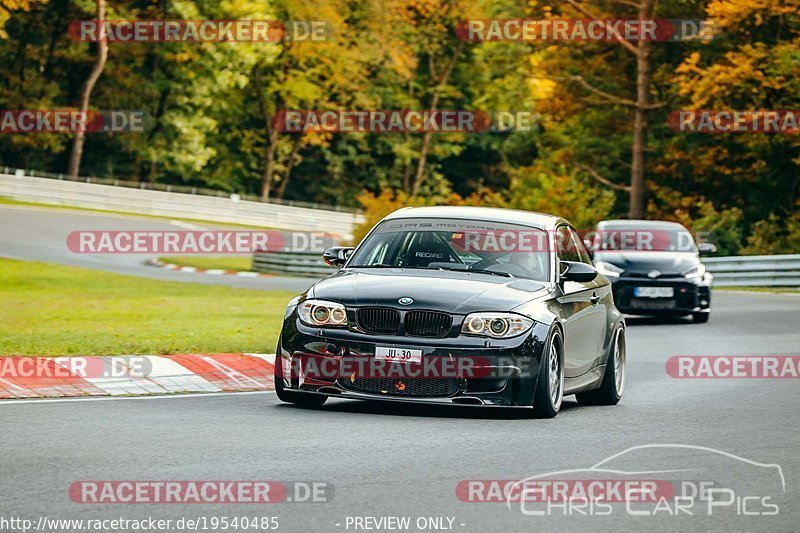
[634,286,674,298]
[375,346,422,364]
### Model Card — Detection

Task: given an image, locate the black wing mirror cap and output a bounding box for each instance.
[697,242,717,254]
[322,246,354,268]
[560,261,598,283]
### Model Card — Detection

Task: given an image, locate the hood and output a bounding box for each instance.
[594,250,700,276]
[309,268,547,314]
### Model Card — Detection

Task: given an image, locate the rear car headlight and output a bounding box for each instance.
[461,312,534,338]
[595,261,624,279]
[298,299,348,327]
[683,264,706,279]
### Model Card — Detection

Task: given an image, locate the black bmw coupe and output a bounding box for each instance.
[274,206,626,417]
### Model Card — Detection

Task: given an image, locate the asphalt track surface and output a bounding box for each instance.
[0,292,798,532]
[0,204,317,292]
[2,204,799,532]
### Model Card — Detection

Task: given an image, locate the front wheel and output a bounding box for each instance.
[532,327,564,418]
[576,325,625,406]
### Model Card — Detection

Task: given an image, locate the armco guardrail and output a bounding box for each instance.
[703,254,800,287]
[0,173,362,239]
[252,251,800,284]
[252,250,332,277]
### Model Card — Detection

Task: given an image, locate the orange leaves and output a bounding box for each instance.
[707,0,799,29]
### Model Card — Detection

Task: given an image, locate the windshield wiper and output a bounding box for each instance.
[430,266,513,278]
[352,265,513,278]
[464,268,513,278]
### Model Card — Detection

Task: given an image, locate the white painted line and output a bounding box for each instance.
[198,355,266,389]
[237,271,259,277]
[246,353,277,365]
[145,356,222,392]
[204,269,226,275]
[0,390,276,406]
[170,220,201,230]
[0,377,29,392]
[180,266,198,273]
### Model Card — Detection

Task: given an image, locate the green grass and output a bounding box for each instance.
[0,196,273,229]
[716,286,800,294]
[158,255,254,272]
[0,258,295,356]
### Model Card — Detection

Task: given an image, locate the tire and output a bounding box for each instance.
[692,312,710,323]
[273,347,327,408]
[576,325,625,406]
[532,327,564,418]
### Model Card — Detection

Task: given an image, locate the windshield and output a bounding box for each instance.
[348,218,551,281]
[596,226,697,253]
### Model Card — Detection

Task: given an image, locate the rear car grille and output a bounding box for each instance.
[342,376,459,397]
[357,307,400,334]
[405,311,452,337]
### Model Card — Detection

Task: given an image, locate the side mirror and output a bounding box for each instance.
[322,246,354,268]
[560,261,598,283]
[697,242,717,254]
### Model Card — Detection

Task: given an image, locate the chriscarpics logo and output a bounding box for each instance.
[461,444,785,519]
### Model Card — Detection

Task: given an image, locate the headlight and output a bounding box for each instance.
[595,261,624,278]
[298,299,348,327]
[461,312,534,338]
[683,264,706,279]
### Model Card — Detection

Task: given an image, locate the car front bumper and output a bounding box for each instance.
[610,275,711,315]
[277,316,551,407]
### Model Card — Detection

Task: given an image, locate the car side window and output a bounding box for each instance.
[556,226,581,263]
[569,228,594,265]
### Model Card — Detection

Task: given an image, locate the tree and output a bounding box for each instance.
[67,0,107,177]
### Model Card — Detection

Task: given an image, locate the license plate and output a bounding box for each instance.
[634,286,674,298]
[375,346,422,364]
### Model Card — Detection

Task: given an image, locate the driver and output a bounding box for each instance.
[508,251,546,278]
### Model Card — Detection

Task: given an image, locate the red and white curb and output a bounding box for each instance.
[145,259,273,278]
[0,353,275,399]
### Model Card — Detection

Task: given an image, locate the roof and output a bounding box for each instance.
[598,219,689,230]
[383,206,564,229]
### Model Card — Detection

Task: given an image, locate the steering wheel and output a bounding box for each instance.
[468,256,501,271]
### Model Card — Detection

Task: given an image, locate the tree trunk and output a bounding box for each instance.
[252,64,279,202]
[276,134,302,200]
[410,41,464,198]
[67,0,108,178]
[410,92,438,198]
[628,0,655,219]
[261,128,278,201]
